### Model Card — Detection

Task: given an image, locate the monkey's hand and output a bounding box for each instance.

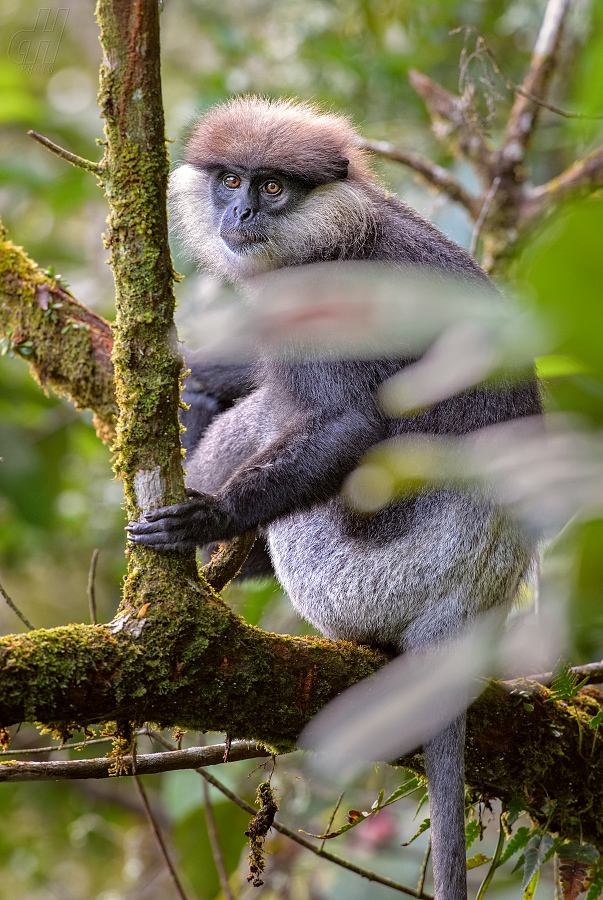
[125,489,230,552]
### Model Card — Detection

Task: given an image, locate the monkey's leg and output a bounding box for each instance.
[424,713,467,900]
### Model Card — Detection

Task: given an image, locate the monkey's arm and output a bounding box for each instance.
[127,408,382,551]
[180,358,255,453]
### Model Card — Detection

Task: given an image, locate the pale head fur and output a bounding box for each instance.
[169,96,379,281]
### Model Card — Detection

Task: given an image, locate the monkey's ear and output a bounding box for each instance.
[293,153,349,185]
[334,156,350,180]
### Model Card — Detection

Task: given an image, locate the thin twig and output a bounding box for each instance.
[417,835,431,897]
[503,660,603,690]
[201,775,237,900]
[0,728,159,757]
[87,549,100,625]
[197,766,431,899]
[451,26,603,121]
[469,176,500,257]
[355,137,478,214]
[148,736,428,899]
[0,735,113,756]
[0,740,270,782]
[27,131,103,174]
[524,144,603,216]
[320,791,345,852]
[132,743,190,900]
[475,811,506,900]
[0,578,34,631]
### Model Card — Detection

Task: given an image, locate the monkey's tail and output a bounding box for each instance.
[423,713,467,900]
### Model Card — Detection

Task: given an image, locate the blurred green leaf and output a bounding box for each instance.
[536,355,588,379]
[467,852,493,869]
[520,201,603,381]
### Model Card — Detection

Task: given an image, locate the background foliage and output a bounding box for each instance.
[0,0,602,897]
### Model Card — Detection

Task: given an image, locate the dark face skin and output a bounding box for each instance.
[208,169,310,253]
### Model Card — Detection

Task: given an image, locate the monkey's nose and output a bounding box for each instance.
[237,206,255,222]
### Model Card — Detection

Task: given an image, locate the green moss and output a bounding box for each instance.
[0,223,117,440]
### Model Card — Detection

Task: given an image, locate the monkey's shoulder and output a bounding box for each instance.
[363,186,493,284]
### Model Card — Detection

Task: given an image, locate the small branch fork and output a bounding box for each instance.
[27,131,103,176]
[360,0,603,272]
[145,733,430,899]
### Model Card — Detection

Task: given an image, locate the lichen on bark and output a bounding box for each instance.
[0,221,116,442]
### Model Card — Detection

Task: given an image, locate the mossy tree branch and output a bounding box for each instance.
[0,222,116,442]
[97,0,185,518]
[0,596,390,750]
[410,683,603,850]
[0,611,601,849]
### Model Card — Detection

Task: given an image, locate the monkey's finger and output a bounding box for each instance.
[126,524,195,546]
[127,531,195,552]
[126,518,185,535]
[141,502,196,521]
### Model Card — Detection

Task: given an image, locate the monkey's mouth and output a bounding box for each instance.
[220,230,268,253]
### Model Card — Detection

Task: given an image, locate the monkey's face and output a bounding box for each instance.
[169,158,373,281]
[207,168,310,257]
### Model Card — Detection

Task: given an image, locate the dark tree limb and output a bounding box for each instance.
[407,68,495,184]
[355,136,479,215]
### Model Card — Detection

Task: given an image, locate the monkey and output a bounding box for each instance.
[127,97,541,900]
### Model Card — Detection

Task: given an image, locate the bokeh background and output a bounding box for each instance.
[1,0,603,897]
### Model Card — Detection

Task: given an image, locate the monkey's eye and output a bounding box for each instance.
[261,180,282,196]
[222,174,241,189]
